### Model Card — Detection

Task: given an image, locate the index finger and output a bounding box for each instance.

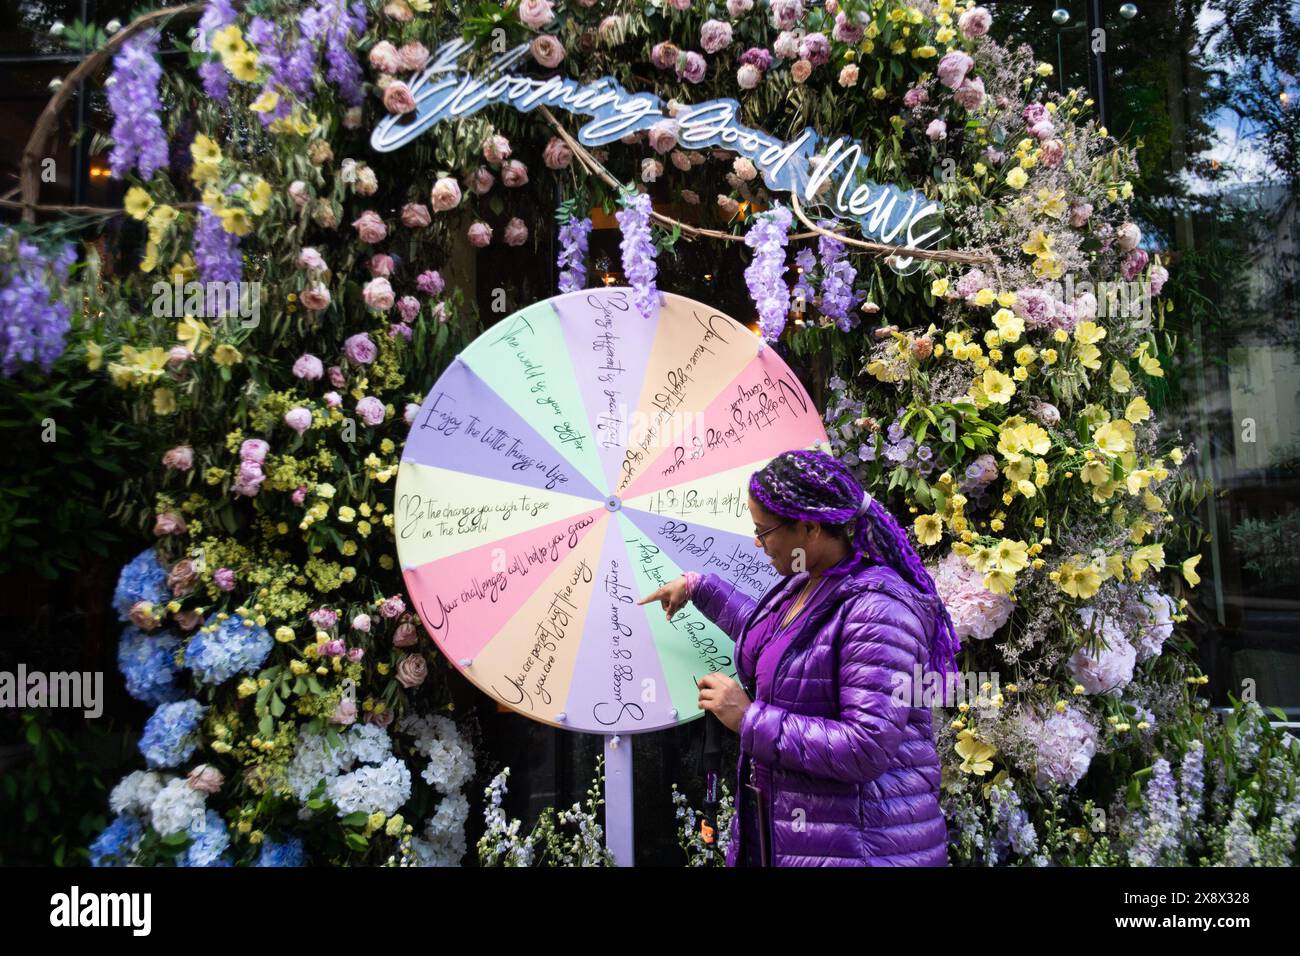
[635,589,661,606]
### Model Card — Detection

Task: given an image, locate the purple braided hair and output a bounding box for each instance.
[749,449,962,702]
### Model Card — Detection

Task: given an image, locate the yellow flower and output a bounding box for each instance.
[955,730,997,775]
[973,287,996,307]
[247,178,273,216]
[931,277,950,297]
[1182,554,1202,587]
[1057,562,1102,599]
[1124,397,1151,423]
[139,241,159,274]
[1031,256,1064,280]
[177,315,213,354]
[1022,230,1054,258]
[1006,167,1028,189]
[211,25,245,58]
[1074,321,1106,345]
[152,387,176,415]
[212,343,243,366]
[218,206,253,236]
[124,186,153,220]
[250,90,280,114]
[983,569,1016,594]
[914,514,943,546]
[1036,62,1054,76]
[981,368,1016,404]
[1133,341,1164,377]
[912,45,938,58]
[995,539,1030,572]
[275,626,295,643]
[190,133,222,166]
[86,342,103,371]
[146,203,178,237]
[224,49,260,82]
[1035,188,1068,219]
[997,291,1017,308]
[1093,419,1135,457]
[992,309,1024,342]
[1109,362,1133,393]
[1076,343,1102,370]
[1129,543,1166,579]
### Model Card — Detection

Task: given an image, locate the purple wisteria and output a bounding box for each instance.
[319,0,369,107]
[615,192,658,320]
[194,206,242,316]
[816,224,858,331]
[0,231,76,377]
[197,0,237,102]
[556,216,593,293]
[743,203,793,341]
[107,30,168,181]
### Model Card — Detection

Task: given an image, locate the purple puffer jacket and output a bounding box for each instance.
[691,557,950,867]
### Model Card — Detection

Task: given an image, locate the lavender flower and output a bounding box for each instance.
[792,247,815,310]
[107,30,168,180]
[615,191,658,320]
[816,222,858,331]
[193,205,242,316]
[743,203,793,341]
[556,215,592,293]
[197,0,237,101]
[319,0,368,106]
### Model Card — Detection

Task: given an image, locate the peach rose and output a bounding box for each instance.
[398,41,430,72]
[395,653,428,688]
[430,176,462,212]
[368,41,402,74]
[503,217,529,246]
[542,137,572,170]
[501,160,529,187]
[300,284,332,311]
[531,34,565,68]
[383,82,416,115]
[401,202,431,228]
[352,210,387,243]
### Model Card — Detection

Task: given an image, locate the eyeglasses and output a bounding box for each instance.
[753,520,792,543]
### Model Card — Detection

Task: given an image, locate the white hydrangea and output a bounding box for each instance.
[285,726,355,802]
[402,713,476,794]
[325,756,412,817]
[1067,608,1137,696]
[345,723,393,766]
[149,777,206,835]
[409,792,472,866]
[109,770,168,817]
[1130,587,1176,662]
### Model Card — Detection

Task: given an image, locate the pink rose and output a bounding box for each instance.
[383,0,414,22]
[368,41,402,74]
[352,210,387,244]
[1030,119,1056,141]
[482,134,511,165]
[362,277,396,311]
[395,653,428,689]
[397,41,430,72]
[903,85,929,109]
[382,82,416,115]
[346,647,365,663]
[468,221,493,247]
[416,270,444,295]
[503,217,529,246]
[300,284,331,312]
[401,203,431,228]
[954,75,985,110]
[397,296,421,323]
[379,596,406,619]
[355,396,386,426]
[926,118,948,141]
[531,34,565,68]
[153,512,186,536]
[838,63,859,87]
[344,332,378,365]
[292,485,309,505]
[128,600,163,631]
[737,63,762,89]
[430,177,462,212]
[650,42,680,70]
[393,620,418,647]
[293,353,323,380]
[162,445,193,471]
[542,137,572,170]
[284,407,312,435]
[174,608,204,631]
[518,0,555,29]
[1039,138,1065,166]
[342,107,363,129]
[309,607,338,629]
[700,19,733,54]
[678,51,707,84]
[328,365,346,388]
[404,403,420,425]
[323,391,342,408]
[501,160,529,188]
[648,119,679,154]
[958,6,992,38]
[331,696,357,726]
[166,345,192,368]
[471,166,495,194]
[240,439,269,463]
[937,51,974,89]
[214,567,236,592]
[790,58,812,84]
[368,254,396,277]
[351,613,372,633]
[1117,222,1142,252]
[1069,202,1094,228]
[167,559,198,596]
[187,765,225,794]
[288,180,310,208]
[297,247,327,272]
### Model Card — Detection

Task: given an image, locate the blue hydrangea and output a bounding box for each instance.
[139,699,206,769]
[255,836,307,867]
[117,626,185,705]
[112,549,169,622]
[181,810,232,867]
[89,814,143,867]
[184,616,274,685]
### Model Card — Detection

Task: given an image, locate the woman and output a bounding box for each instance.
[638,449,961,866]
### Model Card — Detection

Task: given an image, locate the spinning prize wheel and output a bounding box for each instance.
[395,287,830,738]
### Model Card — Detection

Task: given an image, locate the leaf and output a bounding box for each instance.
[341,811,369,828]
[345,832,369,852]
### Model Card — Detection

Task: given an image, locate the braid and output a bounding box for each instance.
[750,449,963,702]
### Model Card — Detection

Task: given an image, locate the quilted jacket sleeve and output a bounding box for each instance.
[738,585,930,785]
[686,572,759,643]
